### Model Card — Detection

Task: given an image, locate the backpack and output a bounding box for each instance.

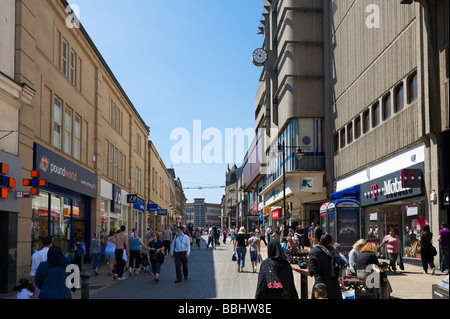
[75,243,84,258]
[316,244,347,278]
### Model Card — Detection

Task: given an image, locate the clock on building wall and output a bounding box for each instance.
[252,48,268,67]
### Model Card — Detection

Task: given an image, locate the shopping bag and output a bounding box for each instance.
[342,289,355,299]
[232,252,237,261]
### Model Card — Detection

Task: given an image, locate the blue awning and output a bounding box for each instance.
[330,185,360,202]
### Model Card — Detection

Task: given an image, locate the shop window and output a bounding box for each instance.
[382,93,391,120]
[408,72,418,103]
[53,97,62,149]
[394,83,404,112]
[362,109,370,134]
[372,102,380,128]
[354,116,361,139]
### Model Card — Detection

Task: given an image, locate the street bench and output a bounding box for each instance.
[343,276,379,299]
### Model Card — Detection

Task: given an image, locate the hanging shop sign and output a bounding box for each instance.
[360,163,424,206]
[112,184,121,214]
[34,143,97,198]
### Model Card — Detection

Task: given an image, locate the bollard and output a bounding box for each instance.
[299,262,308,299]
[378,262,389,299]
[80,272,91,299]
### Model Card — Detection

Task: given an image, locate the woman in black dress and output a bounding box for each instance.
[255,240,298,299]
[419,224,436,275]
[292,227,342,299]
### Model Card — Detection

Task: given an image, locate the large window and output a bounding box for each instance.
[347,122,353,144]
[354,116,361,139]
[53,97,62,149]
[111,101,122,134]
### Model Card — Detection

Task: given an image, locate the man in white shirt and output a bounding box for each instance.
[29,236,52,298]
[170,226,191,283]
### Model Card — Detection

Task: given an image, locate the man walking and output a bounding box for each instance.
[171,225,191,283]
[438,223,449,274]
[162,224,172,256]
[30,236,52,299]
[112,225,128,280]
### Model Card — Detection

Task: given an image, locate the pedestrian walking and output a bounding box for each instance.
[438,223,449,274]
[14,278,34,299]
[147,232,164,282]
[419,224,436,275]
[104,231,116,276]
[248,231,261,273]
[255,240,298,299]
[73,236,85,272]
[194,228,201,249]
[30,236,52,298]
[34,245,71,299]
[234,227,248,272]
[260,226,268,246]
[378,228,401,273]
[265,226,273,245]
[111,225,128,280]
[223,228,228,244]
[129,232,146,276]
[230,226,236,245]
[90,232,102,275]
[292,227,342,299]
[171,225,191,283]
[162,224,173,256]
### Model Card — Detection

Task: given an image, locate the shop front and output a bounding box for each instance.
[32,143,97,259]
[132,197,145,237]
[360,163,425,263]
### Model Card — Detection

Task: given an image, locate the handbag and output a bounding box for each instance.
[397,254,405,270]
[232,251,237,261]
[431,245,437,257]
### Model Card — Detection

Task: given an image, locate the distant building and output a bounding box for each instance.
[186,198,221,229]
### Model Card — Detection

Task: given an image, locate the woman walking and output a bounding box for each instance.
[90,233,102,275]
[147,232,164,281]
[292,227,342,299]
[104,231,116,276]
[248,231,261,273]
[234,227,248,272]
[129,232,146,276]
[378,228,401,273]
[419,224,436,275]
[255,240,298,299]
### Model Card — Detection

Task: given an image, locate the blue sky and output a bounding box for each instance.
[67,0,263,203]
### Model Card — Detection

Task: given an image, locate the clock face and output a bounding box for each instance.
[252,48,267,66]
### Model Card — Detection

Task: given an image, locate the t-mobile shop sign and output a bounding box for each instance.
[34,143,98,198]
[360,163,424,206]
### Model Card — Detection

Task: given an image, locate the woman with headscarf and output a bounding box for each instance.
[255,240,298,299]
[292,227,342,299]
[35,245,72,299]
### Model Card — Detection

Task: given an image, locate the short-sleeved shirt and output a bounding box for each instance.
[248,236,259,252]
[439,228,449,247]
[383,235,400,254]
[236,234,247,247]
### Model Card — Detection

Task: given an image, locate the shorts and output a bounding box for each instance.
[250,251,258,262]
[105,251,115,260]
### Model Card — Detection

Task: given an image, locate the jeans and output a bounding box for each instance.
[92,252,102,271]
[440,246,449,273]
[236,246,247,268]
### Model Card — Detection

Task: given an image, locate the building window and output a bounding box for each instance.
[408,72,418,103]
[62,41,68,77]
[362,110,370,134]
[136,134,141,156]
[347,122,353,144]
[70,51,77,85]
[382,93,391,120]
[354,116,361,139]
[53,97,62,149]
[136,168,142,194]
[114,148,118,182]
[118,152,123,185]
[394,83,404,112]
[340,128,346,148]
[74,115,81,160]
[64,107,72,155]
[111,101,121,134]
[109,143,114,179]
[372,102,380,128]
